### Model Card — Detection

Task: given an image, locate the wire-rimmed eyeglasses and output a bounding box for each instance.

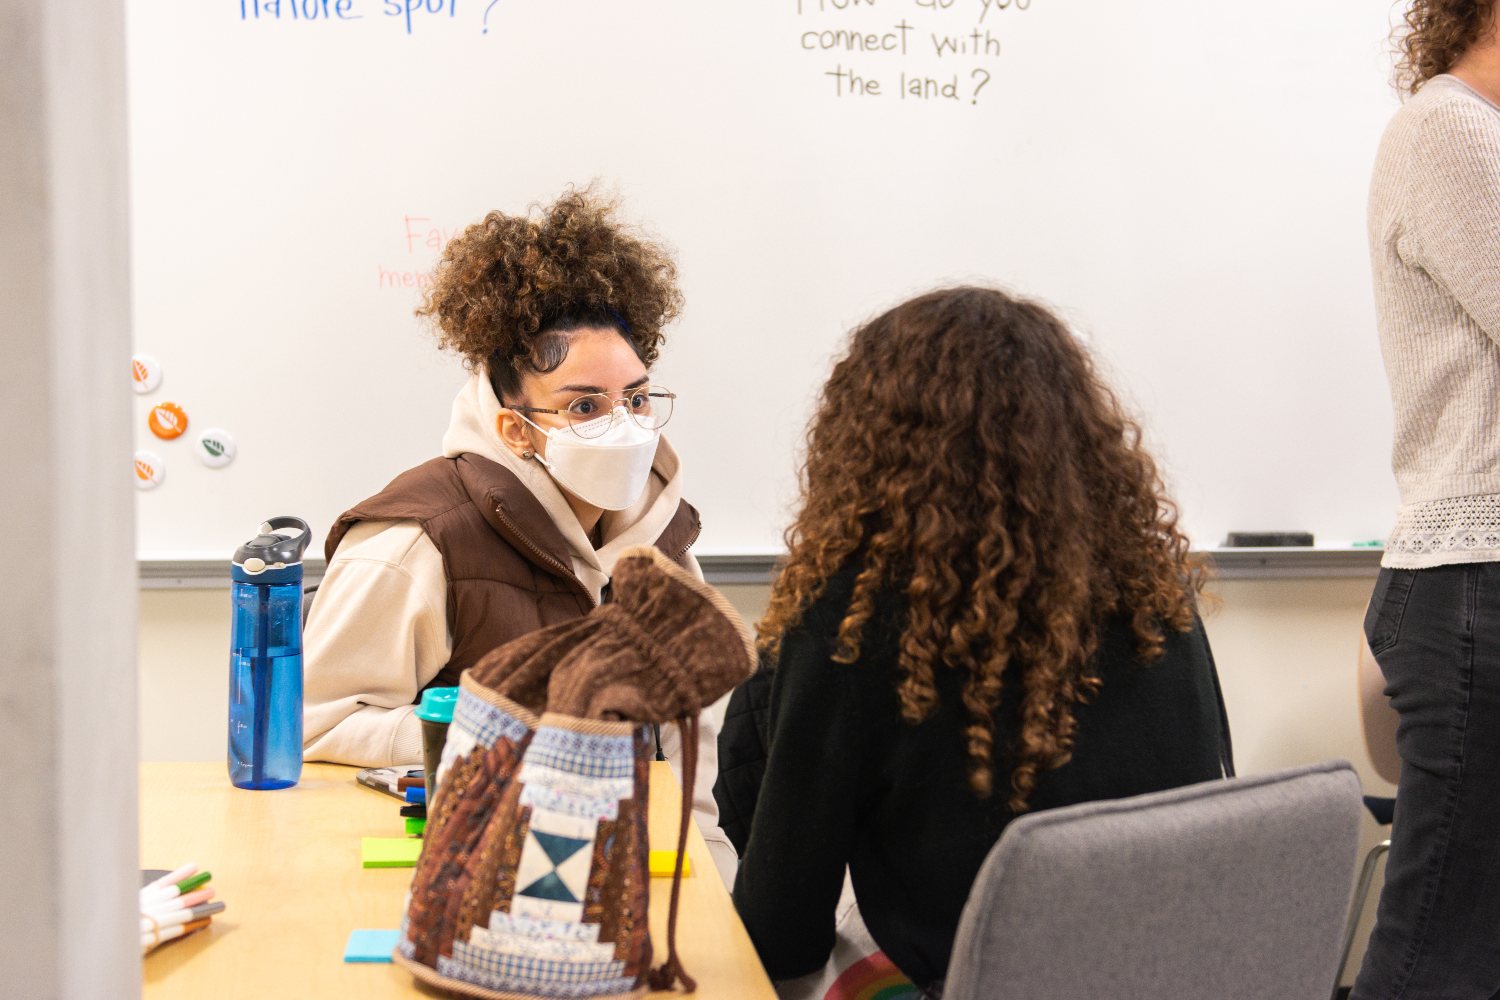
[506,385,675,439]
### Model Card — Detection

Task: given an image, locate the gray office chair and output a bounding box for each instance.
[943,760,1362,1000]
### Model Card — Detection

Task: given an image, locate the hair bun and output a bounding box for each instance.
[417,186,683,373]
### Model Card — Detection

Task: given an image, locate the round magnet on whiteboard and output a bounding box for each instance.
[134,450,165,490]
[196,427,236,468]
[131,354,162,394]
[147,401,188,440]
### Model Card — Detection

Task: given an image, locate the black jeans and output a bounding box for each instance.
[1353,564,1500,1000]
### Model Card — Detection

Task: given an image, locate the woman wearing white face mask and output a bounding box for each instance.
[507,394,667,519]
[301,188,738,880]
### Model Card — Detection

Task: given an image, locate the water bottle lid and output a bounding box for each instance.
[234,516,313,574]
[415,686,459,724]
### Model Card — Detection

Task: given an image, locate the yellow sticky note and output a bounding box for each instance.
[649,850,691,878]
[362,836,423,868]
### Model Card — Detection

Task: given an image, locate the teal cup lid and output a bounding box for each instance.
[415,686,459,724]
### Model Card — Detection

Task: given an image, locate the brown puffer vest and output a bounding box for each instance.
[324,453,701,694]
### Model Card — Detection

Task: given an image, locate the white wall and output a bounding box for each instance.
[2,1,139,996]
[138,574,1389,986]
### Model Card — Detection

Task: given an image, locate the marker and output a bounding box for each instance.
[141,916,213,951]
[140,901,225,934]
[1353,540,1385,548]
[142,887,215,917]
[139,870,212,906]
[176,871,211,893]
[142,863,198,893]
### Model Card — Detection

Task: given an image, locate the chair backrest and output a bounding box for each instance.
[943,760,1362,1000]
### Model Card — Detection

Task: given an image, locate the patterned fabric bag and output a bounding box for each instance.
[395,545,756,998]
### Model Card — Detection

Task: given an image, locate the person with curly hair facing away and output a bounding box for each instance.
[1356,2,1500,997]
[302,189,737,876]
[715,286,1230,992]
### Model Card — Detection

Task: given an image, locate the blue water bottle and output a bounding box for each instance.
[228,516,311,790]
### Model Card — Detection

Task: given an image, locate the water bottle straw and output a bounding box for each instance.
[252,582,270,787]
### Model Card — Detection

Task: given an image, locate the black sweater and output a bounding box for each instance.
[718,567,1229,988]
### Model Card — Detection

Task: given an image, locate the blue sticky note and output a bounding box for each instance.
[344,929,401,963]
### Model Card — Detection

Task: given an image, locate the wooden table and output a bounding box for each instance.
[141,762,775,999]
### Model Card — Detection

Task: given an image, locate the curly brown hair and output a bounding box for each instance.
[1395,0,1497,94]
[416,187,683,398]
[758,286,1203,812]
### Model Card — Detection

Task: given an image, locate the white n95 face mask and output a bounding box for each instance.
[521,406,660,511]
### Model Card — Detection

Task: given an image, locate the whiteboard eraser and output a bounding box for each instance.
[1223,532,1315,547]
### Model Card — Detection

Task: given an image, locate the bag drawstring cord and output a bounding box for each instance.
[648,713,698,993]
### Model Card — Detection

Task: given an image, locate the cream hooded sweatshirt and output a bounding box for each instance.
[303,372,734,879]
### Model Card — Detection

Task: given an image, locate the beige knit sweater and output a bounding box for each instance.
[1369,74,1500,568]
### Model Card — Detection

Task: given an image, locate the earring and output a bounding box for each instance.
[522,449,535,460]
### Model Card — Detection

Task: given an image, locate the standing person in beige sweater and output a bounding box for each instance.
[301,188,737,880]
[1359,3,1500,997]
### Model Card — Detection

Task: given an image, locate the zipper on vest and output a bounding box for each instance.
[492,503,597,608]
[674,517,703,565]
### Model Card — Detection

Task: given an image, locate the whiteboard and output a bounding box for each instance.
[127,0,1403,561]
